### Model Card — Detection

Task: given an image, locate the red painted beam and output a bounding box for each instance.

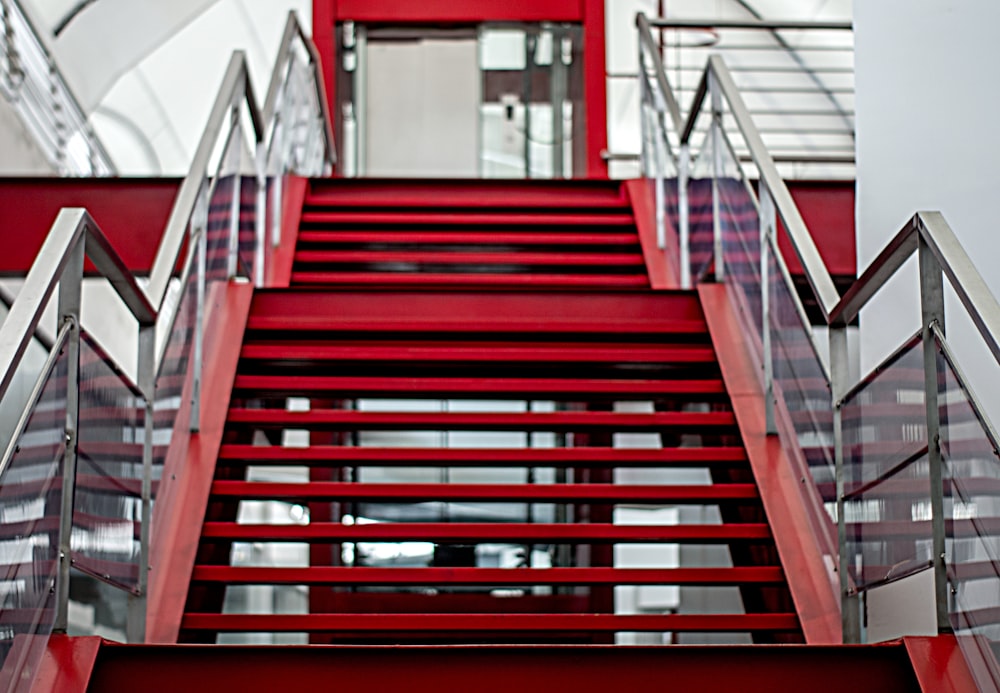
[238,344,717,363]
[189,565,784,585]
[329,0,582,23]
[82,642,925,693]
[903,636,980,692]
[23,635,101,693]
[209,480,756,503]
[145,282,254,644]
[216,444,746,466]
[625,179,680,289]
[180,612,801,633]
[264,176,307,288]
[699,283,842,644]
[199,521,772,543]
[0,178,180,274]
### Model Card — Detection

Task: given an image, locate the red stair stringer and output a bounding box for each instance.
[624,179,680,290]
[698,283,841,644]
[145,282,254,644]
[264,176,308,288]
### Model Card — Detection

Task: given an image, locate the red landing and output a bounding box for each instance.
[178,289,802,645]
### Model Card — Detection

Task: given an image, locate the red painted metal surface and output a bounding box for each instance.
[783,180,856,278]
[625,178,680,289]
[80,642,924,693]
[181,613,802,634]
[290,271,649,287]
[216,444,747,466]
[307,179,625,207]
[264,175,308,287]
[903,636,980,693]
[198,522,771,543]
[145,282,254,644]
[25,636,101,693]
[0,178,180,274]
[699,283,842,644]
[208,481,756,502]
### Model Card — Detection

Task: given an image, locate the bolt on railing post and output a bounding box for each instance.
[830,322,860,642]
[127,322,156,643]
[709,69,724,282]
[54,234,84,633]
[759,184,776,434]
[678,143,691,289]
[918,233,950,634]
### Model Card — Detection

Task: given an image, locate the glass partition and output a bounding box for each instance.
[71,332,146,593]
[0,349,65,690]
[717,130,761,338]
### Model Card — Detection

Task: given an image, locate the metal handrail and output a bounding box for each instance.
[638,10,1000,657]
[0,10,335,653]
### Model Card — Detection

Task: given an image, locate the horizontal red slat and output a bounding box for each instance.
[199,522,772,543]
[216,445,747,467]
[304,183,623,209]
[295,250,645,267]
[239,343,716,363]
[296,231,639,245]
[209,481,757,503]
[224,409,736,432]
[180,612,800,633]
[232,375,726,398]
[299,211,635,227]
[190,566,784,586]
[290,272,649,288]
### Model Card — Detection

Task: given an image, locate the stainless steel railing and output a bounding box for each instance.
[0,11,333,686]
[638,12,1000,683]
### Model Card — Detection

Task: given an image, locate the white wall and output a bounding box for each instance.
[854,1,1000,383]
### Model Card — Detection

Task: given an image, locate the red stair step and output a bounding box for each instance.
[199,522,772,543]
[299,211,636,227]
[290,272,649,287]
[208,481,758,503]
[294,250,645,267]
[190,566,785,586]
[223,409,737,432]
[296,231,640,246]
[180,613,801,633]
[216,445,748,467]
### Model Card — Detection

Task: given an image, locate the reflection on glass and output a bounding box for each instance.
[769,245,835,508]
[72,332,146,593]
[0,349,65,691]
[937,338,1000,690]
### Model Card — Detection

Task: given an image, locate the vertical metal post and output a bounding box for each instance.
[759,184,776,434]
[678,143,691,289]
[226,106,242,279]
[709,70,724,282]
[653,114,666,251]
[54,235,84,633]
[190,184,207,433]
[127,322,156,643]
[550,29,567,180]
[918,235,950,633]
[830,323,859,642]
[254,140,267,287]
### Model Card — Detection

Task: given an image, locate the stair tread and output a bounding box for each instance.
[216,445,748,466]
[209,481,758,502]
[290,272,650,287]
[232,375,727,396]
[224,409,737,431]
[296,230,640,245]
[299,211,636,226]
[239,343,717,363]
[294,250,646,266]
[180,613,801,632]
[199,522,772,542]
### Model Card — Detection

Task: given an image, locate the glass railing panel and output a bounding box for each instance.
[0,349,66,691]
[716,131,762,339]
[841,336,929,589]
[688,122,715,282]
[154,247,198,483]
[71,332,145,593]
[936,333,1000,688]
[767,241,835,507]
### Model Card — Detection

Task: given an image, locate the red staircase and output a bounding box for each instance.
[292,180,649,289]
[174,181,805,645]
